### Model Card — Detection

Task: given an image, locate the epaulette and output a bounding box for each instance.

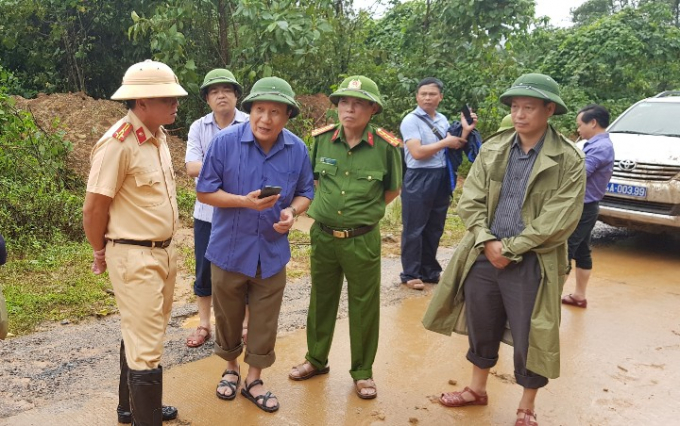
[376,128,402,148]
[113,122,133,142]
[311,123,336,137]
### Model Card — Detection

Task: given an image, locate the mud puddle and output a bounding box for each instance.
[3,224,680,425]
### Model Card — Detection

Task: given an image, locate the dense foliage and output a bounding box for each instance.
[0,66,84,249]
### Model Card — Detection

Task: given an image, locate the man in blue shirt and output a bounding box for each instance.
[399,77,474,290]
[196,77,314,412]
[562,104,615,308]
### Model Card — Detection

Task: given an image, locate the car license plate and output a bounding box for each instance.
[606,182,647,198]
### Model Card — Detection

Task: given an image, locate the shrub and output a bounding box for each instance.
[0,66,83,253]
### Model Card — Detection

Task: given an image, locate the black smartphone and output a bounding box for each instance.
[258,185,282,199]
[461,104,473,125]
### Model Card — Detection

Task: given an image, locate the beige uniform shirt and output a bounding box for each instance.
[87,110,178,241]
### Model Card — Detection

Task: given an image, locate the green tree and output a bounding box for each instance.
[0,0,151,98]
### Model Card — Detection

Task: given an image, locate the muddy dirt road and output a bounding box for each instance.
[1,224,679,425]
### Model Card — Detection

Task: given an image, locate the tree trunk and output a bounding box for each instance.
[217,0,231,65]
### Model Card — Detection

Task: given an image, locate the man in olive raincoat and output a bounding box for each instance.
[422,73,585,426]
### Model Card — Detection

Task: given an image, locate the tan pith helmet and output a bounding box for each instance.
[111,60,188,100]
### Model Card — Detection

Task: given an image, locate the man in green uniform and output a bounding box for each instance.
[289,76,402,399]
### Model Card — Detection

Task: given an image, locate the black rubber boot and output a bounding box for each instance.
[117,346,177,425]
[128,367,163,426]
[117,340,132,422]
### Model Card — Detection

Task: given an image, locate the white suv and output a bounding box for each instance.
[597,91,680,233]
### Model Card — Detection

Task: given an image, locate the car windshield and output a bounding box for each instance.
[609,101,680,137]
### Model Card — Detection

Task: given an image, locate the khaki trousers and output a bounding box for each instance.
[106,241,176,370]
[211,265,286,369]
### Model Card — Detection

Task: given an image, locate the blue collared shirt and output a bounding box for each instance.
[400,106,449,169]
[582,132,615,203]
[186,109,249,222]
[196,122,315,278]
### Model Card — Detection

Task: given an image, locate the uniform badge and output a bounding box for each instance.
[376,128,402,148]
[367,132,374,146]
[311,123,336,137]
[348,79,362,89]
[320,157,337,166]
[113,122,132,142]
[135,127,148,145]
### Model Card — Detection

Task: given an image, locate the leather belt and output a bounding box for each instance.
[110,238,172,248]
[318,223,375,239]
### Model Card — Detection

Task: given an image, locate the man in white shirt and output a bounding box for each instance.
[185,69,248,348]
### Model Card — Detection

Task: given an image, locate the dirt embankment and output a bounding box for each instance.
[13,92,333,184]
[13,92,193,191]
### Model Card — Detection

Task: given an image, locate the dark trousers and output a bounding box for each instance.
[400,167,451,283]
[193,219,212,297]
[567,201,599,270]
[464,252,548,389]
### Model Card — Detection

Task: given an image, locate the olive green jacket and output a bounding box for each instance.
[422,125,586,379]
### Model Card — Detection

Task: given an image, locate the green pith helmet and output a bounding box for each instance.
[498,114,514,132]
[499,73,568,115]
[199,68,243,100]
[329,75,384,114]
[241,76,300,118]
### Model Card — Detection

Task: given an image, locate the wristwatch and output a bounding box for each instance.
[288,206,298,217]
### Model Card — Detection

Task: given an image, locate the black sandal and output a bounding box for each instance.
[215,367,240,401]
[241,379,279,413]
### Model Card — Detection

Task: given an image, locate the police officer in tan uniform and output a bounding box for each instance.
[82,60,187,426]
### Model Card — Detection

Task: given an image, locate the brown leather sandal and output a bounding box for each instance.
[515,408,538,426]
[562,294,587,308]
[354,378,377,399]
[439,386,488,407]
[186,325,210,348]
[289,361,330,381]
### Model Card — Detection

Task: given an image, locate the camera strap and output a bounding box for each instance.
[414,114,445,140]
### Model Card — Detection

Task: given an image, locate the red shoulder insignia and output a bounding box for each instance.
[135,127,148,145]
[113,122,133,142]
[376,128,402,148]
[311,123,336,137]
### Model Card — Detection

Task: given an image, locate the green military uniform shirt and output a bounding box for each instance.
[307,123,402,228]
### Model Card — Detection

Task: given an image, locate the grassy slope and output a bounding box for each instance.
[1,188,467,337]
